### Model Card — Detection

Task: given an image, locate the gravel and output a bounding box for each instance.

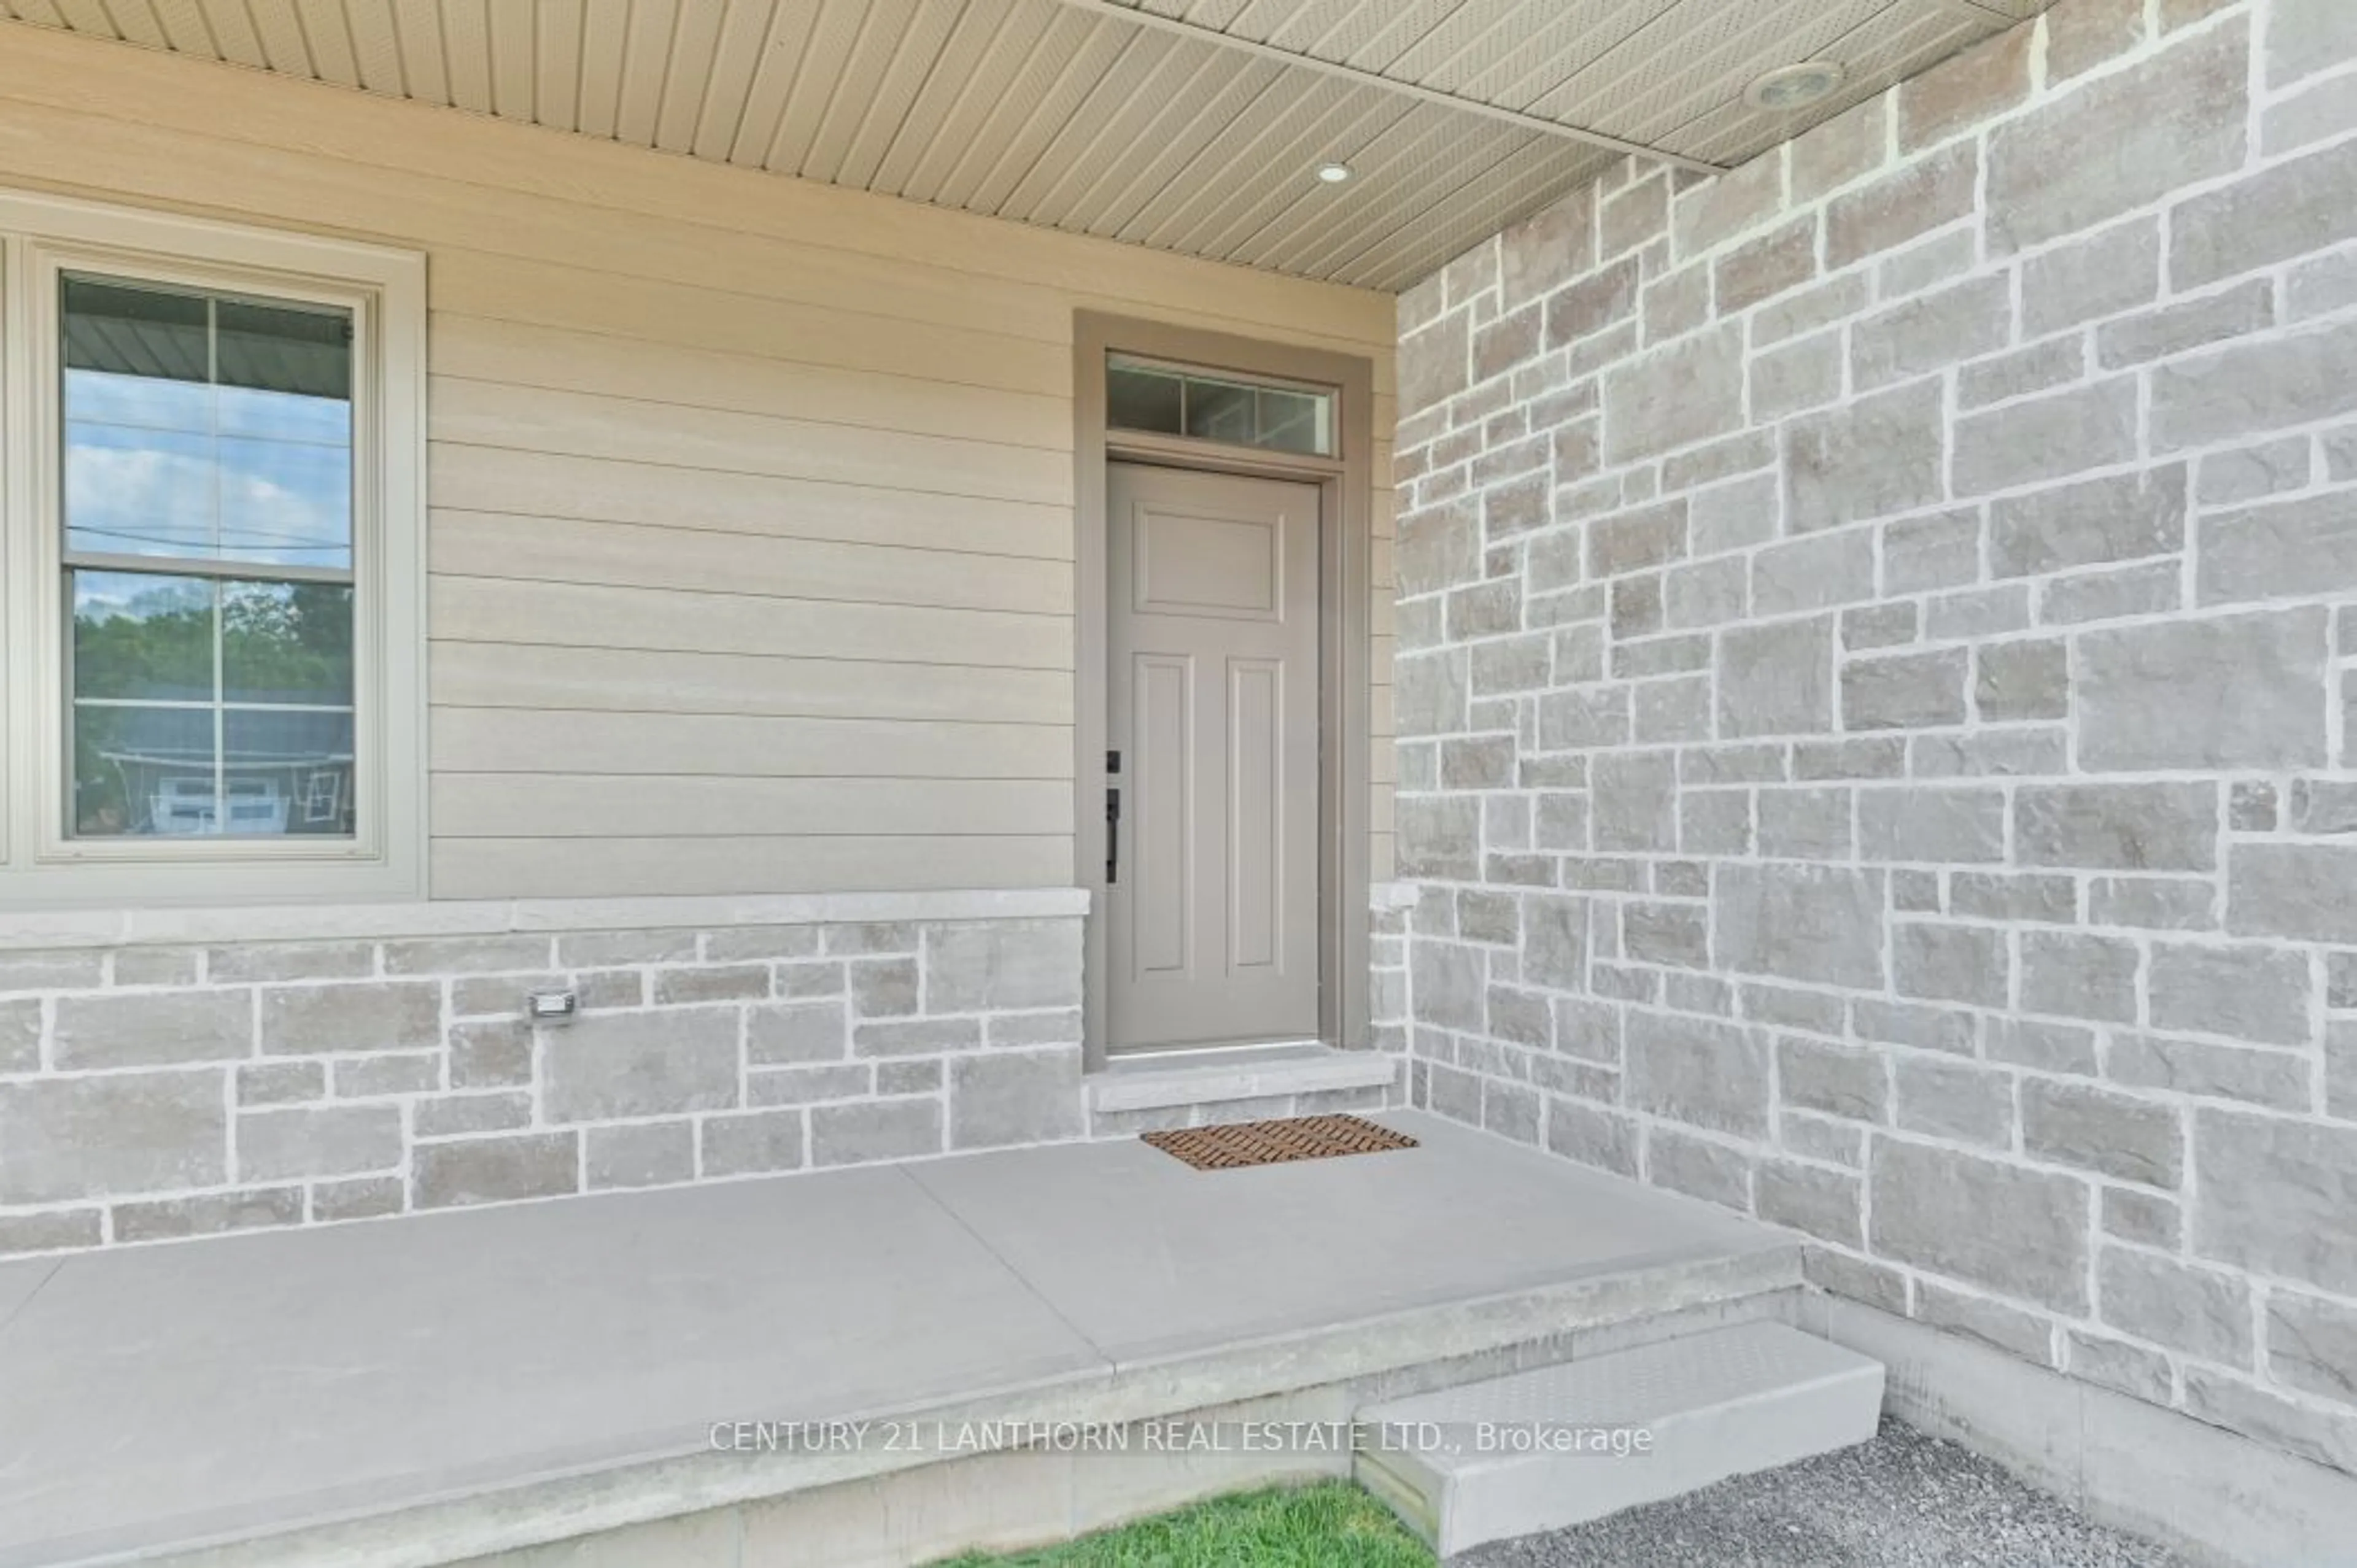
[1453,1418,2192,1568]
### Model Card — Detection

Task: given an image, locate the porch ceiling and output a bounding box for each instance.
[0,0,2052,292]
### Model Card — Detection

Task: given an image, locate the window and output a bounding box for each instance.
[0,191,424,906]
[1106,353,1336,456]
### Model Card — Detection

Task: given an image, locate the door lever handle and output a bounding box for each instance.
[1105,787,1121,885]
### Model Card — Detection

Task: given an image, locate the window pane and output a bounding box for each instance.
[1183,378,1257,446]
[68,571,357,840]
[71,571,215,703]
[1106,353,1334,457]
[1253,388,1329,455]
[1106,361,1183,436]
[224,709,357,836]
[72,705,216,838]
[63,276,354,571]
[223,581,354,706]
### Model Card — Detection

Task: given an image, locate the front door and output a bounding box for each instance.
[1106,462,1321,1052]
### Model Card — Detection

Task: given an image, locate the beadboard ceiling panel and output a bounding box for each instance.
[0,0,2054,291]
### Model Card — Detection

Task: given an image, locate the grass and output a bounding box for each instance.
[929,1481,1435,1567]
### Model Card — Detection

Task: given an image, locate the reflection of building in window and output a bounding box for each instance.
[83,709,355,837]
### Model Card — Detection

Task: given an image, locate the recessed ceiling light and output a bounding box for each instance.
[1315,161,1354,184]
[1744,60,1848,112]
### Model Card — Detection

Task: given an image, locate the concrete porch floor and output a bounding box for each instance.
[0,1111,1795,1568]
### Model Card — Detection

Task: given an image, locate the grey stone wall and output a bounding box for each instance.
[0,915,1083,1254]
[1393,0,2357,1477]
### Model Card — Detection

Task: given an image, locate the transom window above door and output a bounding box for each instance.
[1105,353,1336,458]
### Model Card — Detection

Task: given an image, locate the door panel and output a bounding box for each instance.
[1107,463,1320,1051]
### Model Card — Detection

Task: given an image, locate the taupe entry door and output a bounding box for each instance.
[1107,462,1322,1051]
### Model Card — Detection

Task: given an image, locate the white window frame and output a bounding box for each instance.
[0,188,425,908]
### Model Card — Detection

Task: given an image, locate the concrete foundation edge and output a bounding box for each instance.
[1808,1298,2357,1568]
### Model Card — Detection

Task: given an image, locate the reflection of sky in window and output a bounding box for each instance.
[66,370,352,570]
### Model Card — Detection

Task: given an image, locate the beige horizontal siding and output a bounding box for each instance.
[0,28,1394,899]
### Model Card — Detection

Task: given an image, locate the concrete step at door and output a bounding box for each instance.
[1354,1321,1884,1556]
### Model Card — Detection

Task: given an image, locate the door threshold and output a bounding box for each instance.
[1088,1040,1397,1114]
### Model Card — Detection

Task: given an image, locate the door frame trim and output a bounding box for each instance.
[1074,311,1375,1072]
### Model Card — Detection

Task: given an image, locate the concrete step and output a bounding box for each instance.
[1354,1321,1884,1556]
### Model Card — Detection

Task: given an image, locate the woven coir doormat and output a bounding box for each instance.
[1142,1114,1417,1171]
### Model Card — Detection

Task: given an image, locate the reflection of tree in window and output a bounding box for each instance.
[60,274,357,839]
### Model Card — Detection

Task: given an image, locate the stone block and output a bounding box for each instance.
[2024,1081,2183,1188]
[2111,1033,2313,1111]
[206,941,376,983]
[381,935,551,975]
[1852,276,2013,390]
[543,1009,740,1122]
[1592,751,1678,852]
[2019,931,2141,1023]
[2173,137,2357,291]
[1601,323,1744,465]
[2014,782,2218,870]
[2047,0,2148,81]
[2103,1187,2184,1249]
[1545,1099,1638,1176]
[586,1121,695,1189]
[652,965,768,1006]
[1674,150,1784,255]
[2198,492,2357,606]
[1627,1012,1769,1138]
[1587,499,1687,577]
[1784,380,1945,535]
[1826,141,1978,269]
[1894,924,2009,1009]
[441,1020,527,1089]
[1501,190,1595,308]
[1648,1126,1752,1207]
[1842,649,1967,732]
[1790,95,1888,205]
[1778,1037,1888,1123]
[1758,788,1852,860]
[2098,1247,2254,1365]
[2078,608,2329,771]
[811,1098,942,1167]
[854,1018,980,1056]
[0,1071,224,1203]
[1985,1016,2099,1076]
[2153,313,2357,450]
[702,1110,808,1176]
[2270,0,2357,82]
[0,1210,103,1255]
[1882,510,1983,595]
[1972,639,2068,724]
[1754,1160,1863,1248]
[114,1188,303,1243]
[239,1104,401,1181]
[1522,898,1589,991]
[1869,1137,2090,1312]
[1754,530,1875,617]
[1714,215,1817,314]
[2021,217,2161,336]
[1953,379,2139,496]
[1893,1056,2013,1147]
[1398,309,1469,415]
[260,982,441,1056]
[923,921,1081,1013]
[1986,20,2248,252]
[1717,864,1886,989]
[0,999,36,1074]
[1719,616,1833,738]
[1544,257,1643,348]
[745,1000,846,1066]
[1414,940,1489,1029]
[1601,170,1669,257]
[1397,502,1480,597]
[1393,648,1470,736]
[1989,467,2186,579]
[950,1048,1083,1149]
[2148,941,2313,1046]
[2266,1291,2357,1405]
[2097,279,2274,367]
[2229,844,2357,943]
[2088,877,2215,931]
[412,1132,578,1210]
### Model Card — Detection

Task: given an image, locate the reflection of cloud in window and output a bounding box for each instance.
[64,436,352,568]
